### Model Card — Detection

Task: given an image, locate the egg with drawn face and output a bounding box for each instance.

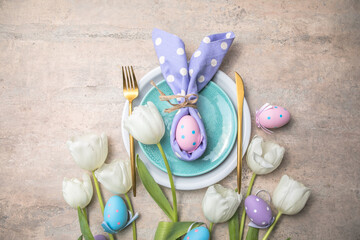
[175,115,202,153]
[103,196,128,231]
[183,226,210,240]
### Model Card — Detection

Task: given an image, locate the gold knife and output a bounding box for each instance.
[235,72,244,194]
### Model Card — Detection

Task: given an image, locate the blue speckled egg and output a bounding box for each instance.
[245,195,273,227]
[183,226,210,240]
[103,196,128,231]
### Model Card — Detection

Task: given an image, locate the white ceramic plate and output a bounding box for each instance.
[121,67,251,190]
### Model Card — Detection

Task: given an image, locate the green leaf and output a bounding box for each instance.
[77,207,95,240]
[136,155,175,221]
[228,208,239,240]
[155,221,202,240]
[245,226,259,240]
[77,236,83,240]
[286,238,291,240]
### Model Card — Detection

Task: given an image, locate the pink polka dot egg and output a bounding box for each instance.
[257,104,290,129]
[175,115,202,153]
[103,196,128,231]
[183,226,210,240]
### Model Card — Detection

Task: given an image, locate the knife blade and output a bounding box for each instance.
[235,72,244,194]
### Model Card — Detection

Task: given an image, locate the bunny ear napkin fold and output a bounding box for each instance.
[151,28,235,161]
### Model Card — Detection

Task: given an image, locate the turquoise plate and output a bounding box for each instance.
[139,80,237,177]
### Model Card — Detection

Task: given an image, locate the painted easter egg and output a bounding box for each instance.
[175,115,202,153]
[183,226,210,240]
[94,235,107,240]
[245,195,273,227]
[103,196,128,231]
[258,105,290,129]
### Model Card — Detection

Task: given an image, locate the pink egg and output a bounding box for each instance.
[258,105,290,129]
[175,115,202,153]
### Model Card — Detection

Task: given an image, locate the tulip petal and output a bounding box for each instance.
[254,155,274,169]
[123,101,165,145]
[62,174,93,209]
[272,175,311,215]
[202,184,242,223]
[246,136,285,175]
[67,134,108,171]
[95,160,132,195]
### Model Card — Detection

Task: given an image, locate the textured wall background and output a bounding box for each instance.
[0,0,359,239]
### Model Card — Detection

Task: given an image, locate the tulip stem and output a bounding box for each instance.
[82,208,88,221]
[92,171,114,240]
[157,143,178,222]
[92,171,105,214]
[209,222,214,232]
[125,193,137,240]
[209,222,214,239]
[262,212,282,240]
[239,173,257,240]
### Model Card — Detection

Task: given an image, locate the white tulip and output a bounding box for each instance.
[63,174,93,209]
[95,159,132,194]
[263,175,311,240]
[202,184,242,223]
[272,175,311,215]
[123,101,165,145]
[67,133,108,171]
[246,135,285,175]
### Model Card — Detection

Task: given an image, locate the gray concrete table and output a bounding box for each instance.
[0,0,359,239]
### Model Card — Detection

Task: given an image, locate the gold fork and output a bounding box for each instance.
[122,66,139,197]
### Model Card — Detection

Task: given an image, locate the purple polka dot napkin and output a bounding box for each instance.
[152,28,235,161]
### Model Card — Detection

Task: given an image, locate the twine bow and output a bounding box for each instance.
[150,81,198,113]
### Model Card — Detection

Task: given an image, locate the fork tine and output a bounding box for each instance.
[124,66,130,90]
[131,66,138,89]
[126,66,133,90]
[122,66,128,90]
[129,66,134,90]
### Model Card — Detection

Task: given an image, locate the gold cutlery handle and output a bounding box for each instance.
[129,101,136,197]
[237,98,244,194]
[235,72,244,194]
